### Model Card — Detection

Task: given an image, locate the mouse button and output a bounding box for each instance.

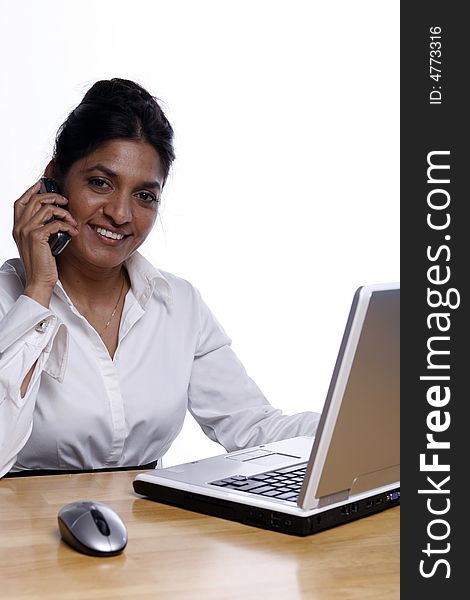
[71,512,113,554]
[107,527,128,553]
[58,502,91,526]
[104,515,128,552]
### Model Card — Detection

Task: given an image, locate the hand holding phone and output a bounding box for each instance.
[12,179,77,308]
[40,178,72,256]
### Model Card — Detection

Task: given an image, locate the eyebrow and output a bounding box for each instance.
[82,163,161,191]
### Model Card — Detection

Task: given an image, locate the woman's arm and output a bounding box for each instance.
[187,291,321,452]
[0,293,68,478]
[0,181,77,477]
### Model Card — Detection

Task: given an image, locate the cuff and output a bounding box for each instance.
[0,294,68,382]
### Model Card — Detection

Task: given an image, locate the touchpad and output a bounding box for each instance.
[226,449,301,467]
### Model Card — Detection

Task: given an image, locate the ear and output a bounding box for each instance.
[44,159,55,178]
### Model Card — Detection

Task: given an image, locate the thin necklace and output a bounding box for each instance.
[98,276,126,337]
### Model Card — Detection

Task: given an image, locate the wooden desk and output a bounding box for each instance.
[0,471,399,599]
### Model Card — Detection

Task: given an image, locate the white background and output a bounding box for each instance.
[0,1,399,467]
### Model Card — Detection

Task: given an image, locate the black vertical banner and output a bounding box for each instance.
[401,2,467,597]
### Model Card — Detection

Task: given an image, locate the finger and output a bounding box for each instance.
[41,219,79,239]
[42,222,80,248]
[34,192,69,206]
[14,181,42,218]
[16,191,69,224]
[18,202,77,229]
[46,204,77,226]
[21,220,79,247]
[14,206,78,246]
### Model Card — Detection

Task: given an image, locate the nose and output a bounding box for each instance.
[102,190,133,226]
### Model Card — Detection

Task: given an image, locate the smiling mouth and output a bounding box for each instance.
[90,225,129,241]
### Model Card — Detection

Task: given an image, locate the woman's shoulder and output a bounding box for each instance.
[126,252,203,307]
[1,257,24,275]
[153,267,205,311]
[157,267,198,293]
[0,258,27,316]
[0,258,25,296]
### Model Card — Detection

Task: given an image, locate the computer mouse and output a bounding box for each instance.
[58,500,128,557]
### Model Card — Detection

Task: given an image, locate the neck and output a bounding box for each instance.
[57,260,127,308]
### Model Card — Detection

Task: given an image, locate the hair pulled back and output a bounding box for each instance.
[52,78,175,185]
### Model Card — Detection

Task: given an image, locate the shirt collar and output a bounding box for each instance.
[124,252,172,309]
[6,253,172,310]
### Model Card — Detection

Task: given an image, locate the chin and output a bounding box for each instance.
[69,245,131,269]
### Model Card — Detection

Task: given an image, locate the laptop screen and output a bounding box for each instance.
[299,284,400,510]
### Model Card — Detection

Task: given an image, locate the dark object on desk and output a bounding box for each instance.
[58,500,127,557]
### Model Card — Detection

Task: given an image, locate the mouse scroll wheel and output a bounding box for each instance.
[90,508,111,536]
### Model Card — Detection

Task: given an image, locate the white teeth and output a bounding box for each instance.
[95,226,125,240]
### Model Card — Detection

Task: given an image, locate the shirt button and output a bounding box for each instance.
[35,320,49,333]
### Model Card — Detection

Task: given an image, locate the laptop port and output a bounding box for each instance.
[271,515,283,528]
[282,519,293,528]
[248,510,266,525]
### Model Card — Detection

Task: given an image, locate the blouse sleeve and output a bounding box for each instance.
[0,294,68,478]
[187,290,320,451]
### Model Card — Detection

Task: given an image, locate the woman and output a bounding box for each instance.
[0,78,320,477]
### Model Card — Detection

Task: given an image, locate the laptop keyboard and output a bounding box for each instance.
[210,462,308,502]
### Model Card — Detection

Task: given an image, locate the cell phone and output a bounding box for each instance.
[40,177,72,256]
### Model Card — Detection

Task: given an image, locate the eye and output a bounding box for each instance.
[135,191,159,204]
[89,177,112,191]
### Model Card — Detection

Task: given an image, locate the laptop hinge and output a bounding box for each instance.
[317,490,349,508]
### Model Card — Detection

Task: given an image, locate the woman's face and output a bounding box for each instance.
[58,138,164,272]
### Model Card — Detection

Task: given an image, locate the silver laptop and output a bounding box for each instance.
[133,282,400,536]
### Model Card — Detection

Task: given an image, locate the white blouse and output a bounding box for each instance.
[0,252,320,477]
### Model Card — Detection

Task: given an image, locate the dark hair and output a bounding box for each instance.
[51,78,175,186]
